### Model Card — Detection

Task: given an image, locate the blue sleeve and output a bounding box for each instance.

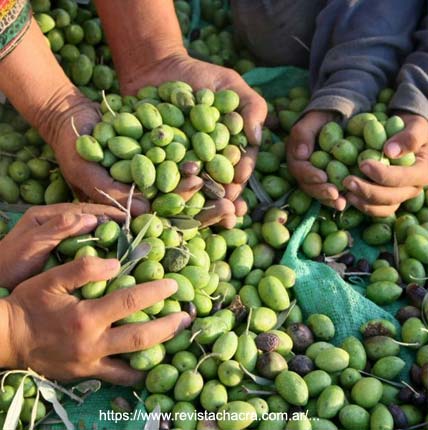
[389,6,428,119]
[305,0,424,119]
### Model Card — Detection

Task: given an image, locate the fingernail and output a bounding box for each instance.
[296,144,309,159]
[179,314,192,330]
[386,142,401,158]
[105,258,120,270]
[360,163,371,175]
[346,180,357,191]
[81,214,98,226]
[254,125,262,146]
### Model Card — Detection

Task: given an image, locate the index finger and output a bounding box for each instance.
[384,114,428,158]
[14,203,126,237]
[88,279,178,325]
[361,145,428,187]
[72,160,150,217]
[216,71,267,146]
[25,257,120,294]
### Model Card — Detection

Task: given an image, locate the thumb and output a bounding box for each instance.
[384,115,428,158]
[290,111,334,160]
[32,213,98,253]
[236,83,268,146]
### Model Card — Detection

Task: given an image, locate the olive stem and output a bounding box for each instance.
[239,364,273,386]
[124,183,135,235]
[400,380,420,397]
[101,90,117,118]
[391,339,421,348]
[398,421,428,430]
[245,307,253,336]
[358,370,403,388]
[76,237,99,243]
[409,274,428,281]
[189,329,202,344]
[95,188,128,213]
[70,116,80,138]
[200,290,221,301]
[194,352,221,374]
[195,342,206,356]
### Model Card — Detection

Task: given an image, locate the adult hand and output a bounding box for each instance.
[2,258,191,384]
[121,53,267,228]
[343,113,428,216]
[287,111,347,211]
[0,203,125,290]
[41,91,150,216]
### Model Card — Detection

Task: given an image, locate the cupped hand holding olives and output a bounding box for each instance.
[0,256,191,384]
[344,113,428,216]
[0,203,125,290]
[118,54,268,227]
[287,110,347,211]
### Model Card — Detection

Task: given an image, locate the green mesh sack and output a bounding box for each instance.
[281,202,414,376]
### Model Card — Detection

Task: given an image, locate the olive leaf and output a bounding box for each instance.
[249,174,272,204]
[393,233,400,268]
[201,172,226,199]
[28,388,40,430]
[3,376,25,430]
[72,380,102,395]
[169,217,201,230]
[273,300,296,330]
[117,229,132,260]
[36,380,75,430]
[144,403,161,430]
[326,261,347,278]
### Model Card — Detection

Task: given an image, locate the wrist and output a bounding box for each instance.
[0,299,17,369]
[34,83,94,150]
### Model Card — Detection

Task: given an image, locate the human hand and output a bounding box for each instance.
[39,91,150,216]
[2,258,190,384]
[120,53,267,228]
[287,111,347,211]
[343,113,428,216]
[0,203,125,290]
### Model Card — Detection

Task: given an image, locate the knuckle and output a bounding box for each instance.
[71,308,90,334]
[122,291,138,313]
[131,331,148,351]
[406,133,420,151]
[76,256,97,277]
[55,213,76,231]
[25,206,38,218]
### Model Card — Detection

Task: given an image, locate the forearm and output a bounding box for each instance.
[0,299,14,369]
[389,16,428,119]
[94,0,187,92]
[306,0,423,119]
[0,18,83,147]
